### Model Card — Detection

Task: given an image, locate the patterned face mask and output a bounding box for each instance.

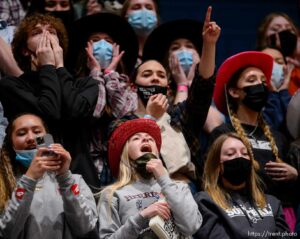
[92,39,113,69]
[175,50,194,75]
[127,9,157,36]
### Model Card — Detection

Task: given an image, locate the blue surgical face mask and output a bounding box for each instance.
[15,149,37,168]
[271,62,284,89]
[176,50,194,75]
[127,9,157,36]
[92,39,113,69]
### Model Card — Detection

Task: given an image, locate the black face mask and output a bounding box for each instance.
[268,30,297,57]
[242,84,268,112]
[136,84,167,106]
[132,153,157,179]
[222,157,252,186]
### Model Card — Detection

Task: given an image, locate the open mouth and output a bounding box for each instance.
[140,144,152,153]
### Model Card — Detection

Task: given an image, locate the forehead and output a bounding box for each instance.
[130,132,151,138]
[13,115,44,130]
[138,60,166,73]
[221,137,246,151]
[128,0,156,6]
[268,16,291,28]
[261,48,284,59]
[88,32,112,40]
[239,67,265,79]
[31,23,54,31]
[170,38,193,46]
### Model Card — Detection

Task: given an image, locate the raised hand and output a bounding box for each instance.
[202,6,221,44]
[146,94,169,119]
[25,148,61,180]
[199,6,221,79]
[187,51,200,86]
[49,143,72,176]
[146,158,168,179]
[169,52,188,85]
[105,43,125,72]
[85,40,101,72]
[277,62,294,91]
[86,0,103,16]
[35,31,55,67]
[49,33,64,68]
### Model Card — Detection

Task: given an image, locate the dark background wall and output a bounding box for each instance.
[158,0,299,68]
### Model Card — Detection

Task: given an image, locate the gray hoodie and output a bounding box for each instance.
[98,174,202,239]
[0,170,98,239]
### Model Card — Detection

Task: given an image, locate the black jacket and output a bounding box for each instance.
[0,65,101,191]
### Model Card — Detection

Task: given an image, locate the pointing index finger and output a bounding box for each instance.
[204,6,212,26]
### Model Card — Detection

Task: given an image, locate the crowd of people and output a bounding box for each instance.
[0,0,300,238]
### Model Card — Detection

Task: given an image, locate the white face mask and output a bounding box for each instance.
[271,62,284,89]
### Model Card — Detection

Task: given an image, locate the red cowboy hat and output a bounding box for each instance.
[213,51,273,114]
[108,118,161,178]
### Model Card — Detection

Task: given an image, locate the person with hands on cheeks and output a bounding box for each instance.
[64,12,138,190]
[97,118,202,238]
[209,50,298,232]
[143,6,220,105]
[194,133,291,239]
[69,12,138,118]
[0,113,98,239]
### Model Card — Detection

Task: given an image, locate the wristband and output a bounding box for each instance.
[143,114,157,121]
[177,84,188,92]
[104,69,114,75]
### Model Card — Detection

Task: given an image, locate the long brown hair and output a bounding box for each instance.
[203,133,266,210]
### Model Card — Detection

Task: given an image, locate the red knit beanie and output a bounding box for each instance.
[108,118,161,178]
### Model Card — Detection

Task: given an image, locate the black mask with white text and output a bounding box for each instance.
[222,157,252,186]
[136,84,167,106]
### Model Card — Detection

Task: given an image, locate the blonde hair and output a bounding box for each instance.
[99,142,137,210]
[228,103,282,163]
[203,132,266,210]
[0,141,16,211]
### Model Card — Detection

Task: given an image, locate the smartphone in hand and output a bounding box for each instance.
[36,133,56,156]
